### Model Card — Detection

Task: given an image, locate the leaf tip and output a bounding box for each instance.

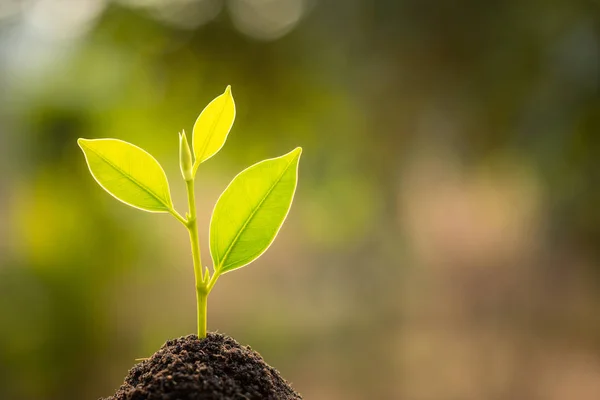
[77,138,90,150]
[224,86,235,108]
[288,146,302,160]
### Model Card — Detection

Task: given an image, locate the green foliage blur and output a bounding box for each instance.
[0,0,599,399]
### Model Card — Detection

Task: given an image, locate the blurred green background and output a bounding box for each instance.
[1,0,599,399]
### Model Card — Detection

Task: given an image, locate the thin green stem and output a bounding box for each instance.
[186,179,203,282]
[185,178,208,338]
[207,270,220,292]
[197,289,208,338]
[169,208,187,226]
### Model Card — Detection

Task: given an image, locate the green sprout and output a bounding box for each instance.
[77,86,302,338]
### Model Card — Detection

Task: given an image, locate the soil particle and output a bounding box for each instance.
[104,333,302,400]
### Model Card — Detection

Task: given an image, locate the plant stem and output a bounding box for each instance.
[169,208,187,226]
[207,270,220,292]
[185,178,207,338]
[186,179,202,281]
[197,289,208,338]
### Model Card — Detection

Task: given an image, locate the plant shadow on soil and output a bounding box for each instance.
[103,333,302,400]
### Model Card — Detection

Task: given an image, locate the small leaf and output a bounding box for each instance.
[78,138,173,213]
[192,85,236,171]
[179,130,193,181]
[209,148,302,274]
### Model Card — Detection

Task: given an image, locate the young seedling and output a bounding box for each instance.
[78,86,301,338]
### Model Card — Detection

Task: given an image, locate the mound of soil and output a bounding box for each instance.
[104,333,302,400]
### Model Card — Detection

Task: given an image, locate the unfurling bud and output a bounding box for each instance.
[179,130,194,181]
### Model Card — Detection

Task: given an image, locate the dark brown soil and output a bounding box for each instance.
[103,333,302,400]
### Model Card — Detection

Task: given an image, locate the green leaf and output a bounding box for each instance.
[78,138,173,213]
[210,147,302,274]
[192,86,236,171]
